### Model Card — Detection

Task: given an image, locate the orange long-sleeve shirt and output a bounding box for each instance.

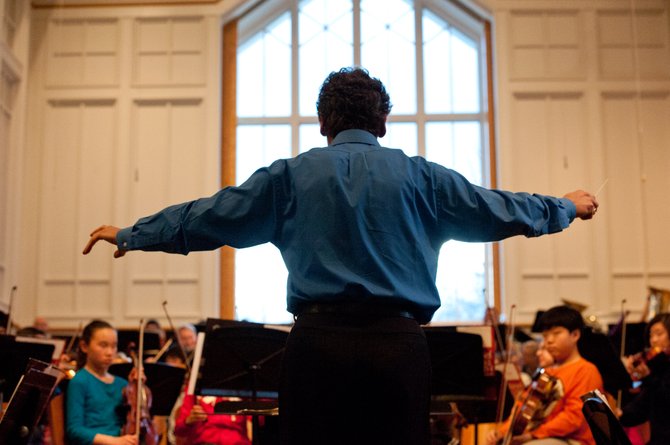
[500,357,603,445]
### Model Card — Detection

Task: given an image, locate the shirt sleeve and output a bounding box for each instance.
[173,393,196,437]
[532,363,603,440]
[117,165,279,254]
[65,377,97,445]
[434,165,577,243]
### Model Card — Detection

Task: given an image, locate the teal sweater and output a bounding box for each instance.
[65,368,128,445]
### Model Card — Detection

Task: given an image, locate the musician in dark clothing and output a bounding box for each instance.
[619,313,670,445]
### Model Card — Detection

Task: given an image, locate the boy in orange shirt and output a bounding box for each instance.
[487,305,604,445]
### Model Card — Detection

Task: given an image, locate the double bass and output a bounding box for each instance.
[121,319,159,445]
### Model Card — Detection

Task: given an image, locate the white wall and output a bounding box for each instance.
[489,0,670,323]
[0,0,31,327]
[4,0,670,328]
[14,2,251,328]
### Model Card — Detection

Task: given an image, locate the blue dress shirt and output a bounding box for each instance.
[117,129,576,322]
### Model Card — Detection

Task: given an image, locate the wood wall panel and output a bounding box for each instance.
[134,17,206,86]
[601,92,670,310]
[602,95,646,272]
[46,18,119,87]
[39,100,117,317]
[597,9,670,80]
[509,11,584,80]
[126,99,206,318]
[640,94,670,272]
[505,92,595,315]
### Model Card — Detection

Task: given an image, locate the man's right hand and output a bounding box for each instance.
[82,225,126,258]
[563,190,599,220]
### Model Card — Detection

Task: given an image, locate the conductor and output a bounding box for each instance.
[83,67,599,445]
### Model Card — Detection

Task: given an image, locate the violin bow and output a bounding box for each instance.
[617,299,627,407]
[5,285,17,334]
[495,304,516,425]
[65,321,84,358]
[136,318,145,440]
[150,337,174,362]
[162,301,192,376]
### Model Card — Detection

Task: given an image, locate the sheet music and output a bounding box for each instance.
[263,324,292,333]
[592,388,612,410]
[15,336,66,362]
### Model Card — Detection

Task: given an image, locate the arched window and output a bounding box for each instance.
[231,0,495,323]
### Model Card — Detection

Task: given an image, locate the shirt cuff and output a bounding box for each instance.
[559,197,577,221]
[116,227,133,250]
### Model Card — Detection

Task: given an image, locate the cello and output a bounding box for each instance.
[121,319,159,445]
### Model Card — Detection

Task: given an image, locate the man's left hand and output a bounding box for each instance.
[83,225,126,258]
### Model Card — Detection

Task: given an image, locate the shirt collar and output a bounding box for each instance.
[329,129,381,148]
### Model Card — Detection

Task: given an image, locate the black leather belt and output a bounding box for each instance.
[297,302,416,320]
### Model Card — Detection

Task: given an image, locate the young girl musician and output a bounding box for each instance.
[65,319,138,445]
[619,313,670,445]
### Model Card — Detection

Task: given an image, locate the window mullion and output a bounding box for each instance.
[415,1,426,157]
[353,0,361,66]
[291,0,300,156]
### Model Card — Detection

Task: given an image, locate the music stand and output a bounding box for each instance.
[0,359,62,445]
[193,319,288,445]
[498,323,535,346]
[0,335,55,402]
[581,390,632,445]
[117,330,161,356]
[608,322,647,356]
[195,319,286,402]
[531,311,546,333]
[579,328,632,396]
[425,327,485,399]
[424,327,497,445]
[108,362,186,416]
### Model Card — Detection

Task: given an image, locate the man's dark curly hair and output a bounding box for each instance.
[316,67,392,139]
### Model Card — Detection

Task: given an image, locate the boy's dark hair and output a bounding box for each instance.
[316,67,392,139]
[537,305,585,333]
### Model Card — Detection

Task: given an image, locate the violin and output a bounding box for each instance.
[628,346,670,382]
[631,346,670,367]
[499,368,560,445]
[121,320,159,445]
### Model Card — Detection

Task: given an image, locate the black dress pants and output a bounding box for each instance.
[279,312,431,445]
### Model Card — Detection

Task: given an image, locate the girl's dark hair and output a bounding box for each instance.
[645,312,670,347]
[316,67,392,139]
[537,305,585,333]
[77,319,114,370]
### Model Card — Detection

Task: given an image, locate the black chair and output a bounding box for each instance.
[581,390,632,445]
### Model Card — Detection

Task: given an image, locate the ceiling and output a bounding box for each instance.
[31,0,223,7]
